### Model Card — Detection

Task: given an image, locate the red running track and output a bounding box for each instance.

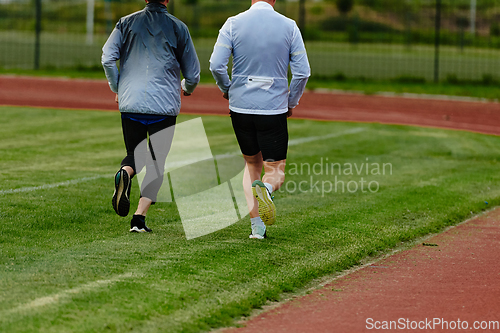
[223,209,500,333]
[2,75,500,136]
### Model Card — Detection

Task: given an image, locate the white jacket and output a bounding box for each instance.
[209,1,311,115]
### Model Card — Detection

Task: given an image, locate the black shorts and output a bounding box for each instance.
[230,111,288,162]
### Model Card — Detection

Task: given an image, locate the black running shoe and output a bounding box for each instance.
[112,168,131,217]
[130,214,152,233]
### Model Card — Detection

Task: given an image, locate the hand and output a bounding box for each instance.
[286,108,293,118]
[115,94,118,104]
[223,92,229,100]
[181,79,192,96]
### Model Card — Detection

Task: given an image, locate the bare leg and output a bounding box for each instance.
[262,159,286,192]
[122,165,135,178]
[135,197,153,216]
[243,152,263,218]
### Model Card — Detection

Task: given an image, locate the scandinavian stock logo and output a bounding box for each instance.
[134,118,247,240]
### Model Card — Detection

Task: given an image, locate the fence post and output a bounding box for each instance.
[86,0,95,45]
[169,0,174,16]
[434,0,441,83]
[298,0,305,34]
[105,0,113,34]
[34,0,41,70]
[470,0,476,36]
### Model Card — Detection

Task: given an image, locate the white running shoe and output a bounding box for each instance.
[249,225,267,239]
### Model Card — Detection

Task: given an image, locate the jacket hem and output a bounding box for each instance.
[229,106,288,115]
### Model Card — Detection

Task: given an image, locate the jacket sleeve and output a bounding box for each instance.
[209,19,232,94]
[179,28,200,95]
[288,23,311,109]
[101,26,122,94]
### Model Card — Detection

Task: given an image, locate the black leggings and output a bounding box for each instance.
[121,116,177,202]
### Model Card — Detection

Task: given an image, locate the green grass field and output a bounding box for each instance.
[1,106,500,332]
[2,31,500,81]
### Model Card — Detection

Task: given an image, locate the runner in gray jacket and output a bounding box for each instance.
[102,0,200,233]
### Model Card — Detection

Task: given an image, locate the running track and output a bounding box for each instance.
[1,76,500,332]
[2,76,500,136]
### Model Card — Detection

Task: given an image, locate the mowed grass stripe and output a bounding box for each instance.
[1,107,500,332]
[6,273,134,315]
[0,127,365,195]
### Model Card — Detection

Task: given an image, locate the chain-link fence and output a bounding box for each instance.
[1,0,499,82]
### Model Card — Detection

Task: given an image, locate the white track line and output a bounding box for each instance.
[6,273,134,315]
[1,128,366,195]
[312,87,499,104]
[0,175,111,195]
[288,127,365,146]
[214,127,367,159]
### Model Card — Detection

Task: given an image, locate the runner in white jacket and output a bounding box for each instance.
[210,0,310,239]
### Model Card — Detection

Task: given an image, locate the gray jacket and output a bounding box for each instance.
[102,3,200,116]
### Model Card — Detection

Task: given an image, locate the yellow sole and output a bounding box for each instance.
[252,184,276,225]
